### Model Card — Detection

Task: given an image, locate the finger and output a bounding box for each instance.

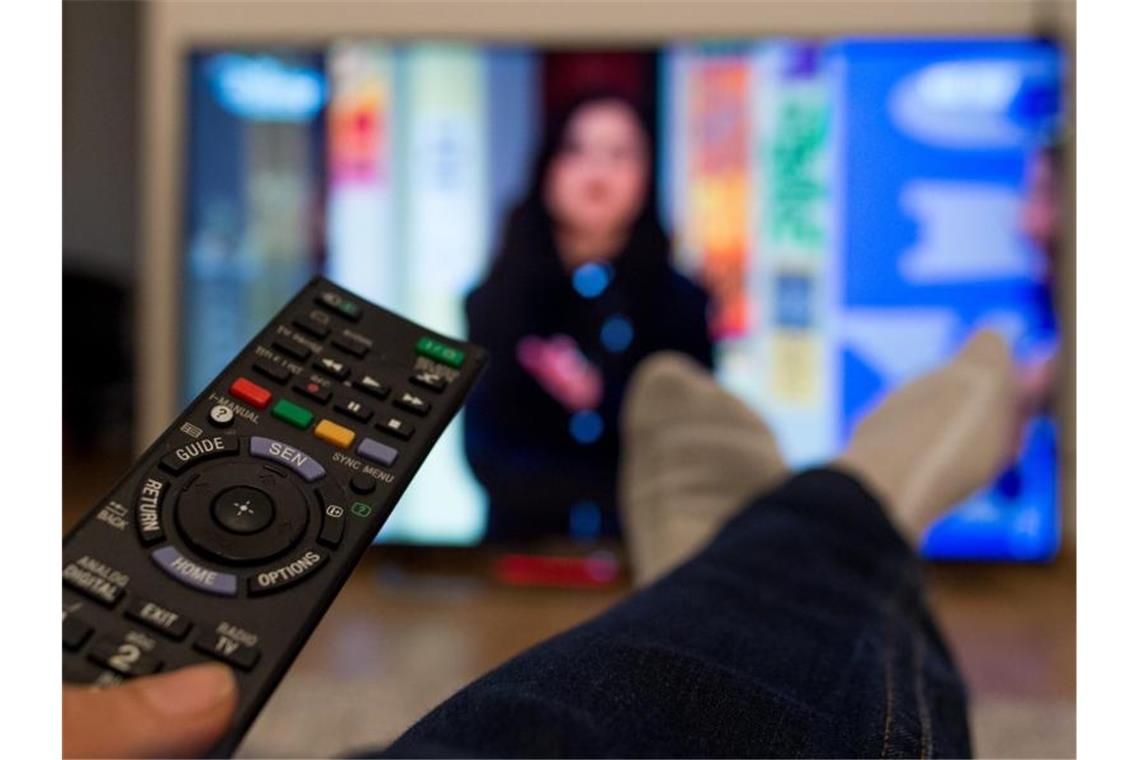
[63,663,238,758]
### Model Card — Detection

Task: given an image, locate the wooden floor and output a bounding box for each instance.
[64,455,1075,758]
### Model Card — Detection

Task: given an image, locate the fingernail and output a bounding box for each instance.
[139,663,236,716]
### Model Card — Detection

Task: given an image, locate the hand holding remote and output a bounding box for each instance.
[63,664,237,758]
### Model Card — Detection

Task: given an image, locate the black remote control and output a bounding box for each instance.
[62,276,487,756]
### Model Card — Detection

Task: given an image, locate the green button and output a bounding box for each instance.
[350,502,372,518]
[271,399,313,430]
[416,336,465,368]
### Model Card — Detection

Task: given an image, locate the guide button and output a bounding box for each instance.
[159,434,239,474]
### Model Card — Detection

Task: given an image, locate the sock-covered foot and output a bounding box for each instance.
[835,329,1017,546]
[619,352,788,586]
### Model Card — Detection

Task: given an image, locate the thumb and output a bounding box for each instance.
[63,663,238,758]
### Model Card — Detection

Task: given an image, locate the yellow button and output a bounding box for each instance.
[314,419,355,449]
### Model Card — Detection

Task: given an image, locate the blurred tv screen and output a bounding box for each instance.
[182,39,1064,559]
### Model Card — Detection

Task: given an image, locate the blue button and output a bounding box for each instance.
[250,436,326,482]
[357,437,398,467]
[151,546,237,596]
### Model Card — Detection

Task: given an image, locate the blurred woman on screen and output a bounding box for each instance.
[465,91,714,543]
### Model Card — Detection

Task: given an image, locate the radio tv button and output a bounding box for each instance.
[194,624,261,670]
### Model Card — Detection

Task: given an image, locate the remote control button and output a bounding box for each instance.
[313,356,350,381]
[88,635,163,678]
[230,377,272,408]
[315,291,363,321]
[194,624,261,670]
[395,391,431,416]
[135,476,167,545]
[293,314,331,339]
[317,497,345,547]
[354,374,390,400]
[250,436,326,482]
[176,464,310,564]
[294,380,331,405]
[411,369,448,392]
[272,338,312,361]
[272,398,314,430]
[63,615,93,651]
[159,433,239,474]
[249,548,327,595]
[253,361,291,385]
[209,403,235,428]
[357,437,398,468]
[350,473,377,494]
[212,485,275,535]
[314,419,355,449]
[63,556,128,607]
[415,336,465,368]
[335,398,373,423]
[151,546,238,596]
[125,598,191,641]
[377,416,414,440]
[332,334,370,358]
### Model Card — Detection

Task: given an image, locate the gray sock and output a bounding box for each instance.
[619,352,788,586]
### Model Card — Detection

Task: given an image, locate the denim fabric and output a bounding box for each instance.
[372,469,971,758]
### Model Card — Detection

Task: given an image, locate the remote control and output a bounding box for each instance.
[62,276,487,756]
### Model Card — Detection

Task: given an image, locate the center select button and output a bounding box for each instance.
[151,545,238,596]
[249,436,325,482]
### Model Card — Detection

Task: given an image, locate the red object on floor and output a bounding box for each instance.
[493,552,622,589]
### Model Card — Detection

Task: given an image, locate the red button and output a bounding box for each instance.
[229,377,271,409]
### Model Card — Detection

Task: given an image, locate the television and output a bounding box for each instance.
[180,38,1064,559]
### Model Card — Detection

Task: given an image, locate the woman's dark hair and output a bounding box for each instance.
[491,90,670,283]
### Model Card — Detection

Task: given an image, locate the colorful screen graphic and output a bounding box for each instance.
[183,39,1064,558]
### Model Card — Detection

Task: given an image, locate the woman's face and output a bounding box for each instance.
[544,100,650,252]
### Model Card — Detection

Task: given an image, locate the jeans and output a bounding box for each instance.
[372,469,971,758]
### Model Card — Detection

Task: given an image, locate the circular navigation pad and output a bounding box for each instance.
[212,486,275,534]
[175,462,310,564]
